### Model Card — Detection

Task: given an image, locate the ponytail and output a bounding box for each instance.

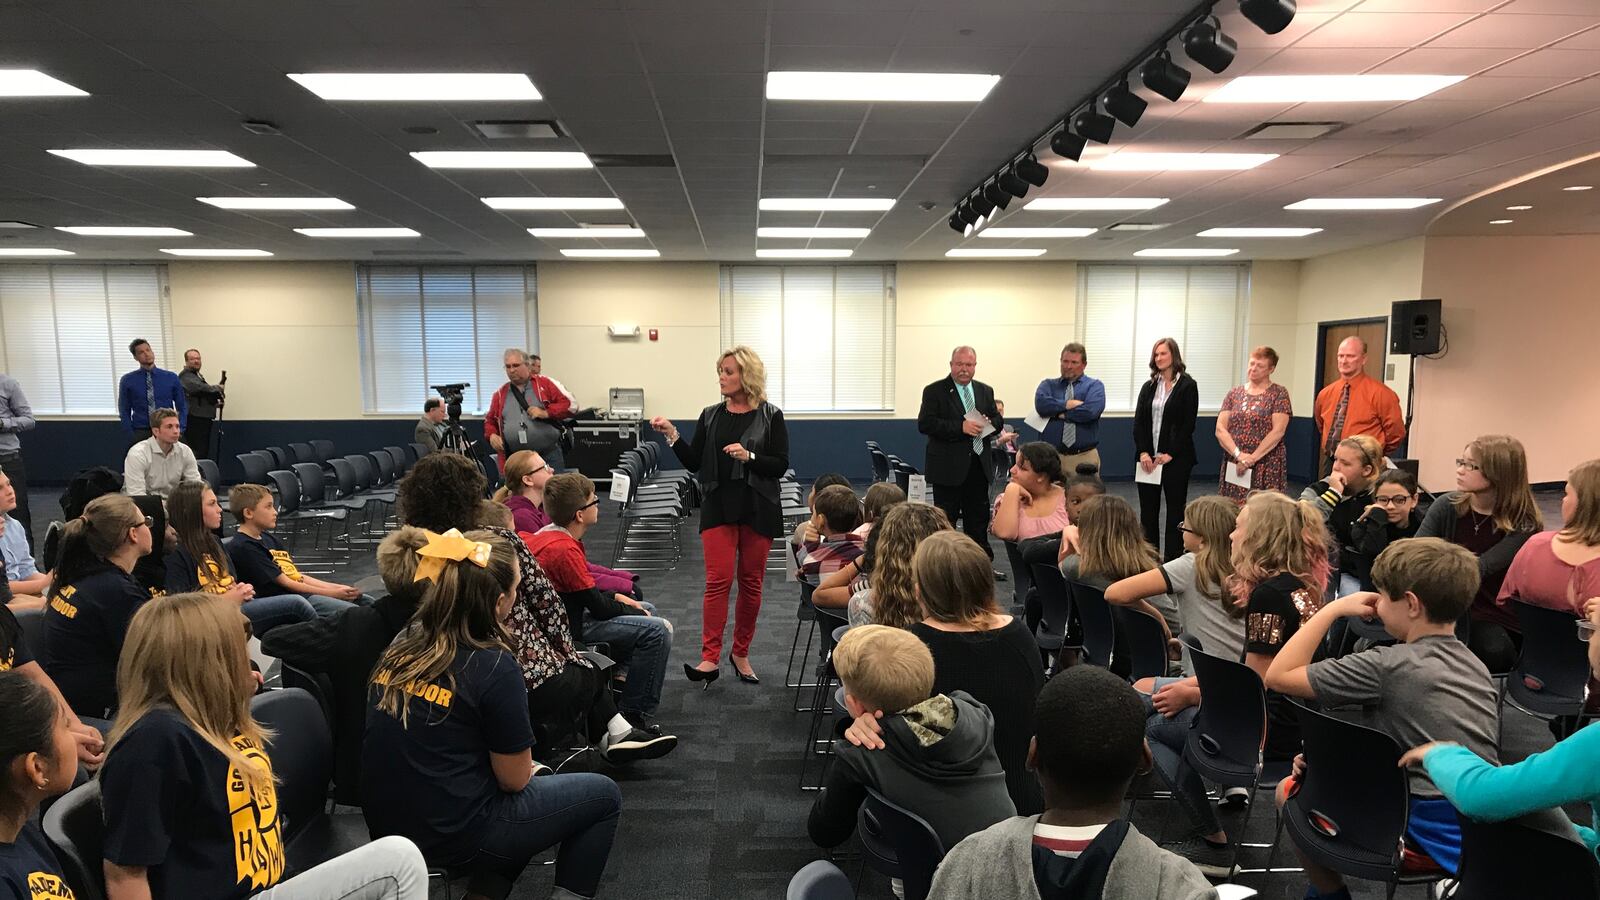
[0,672,59,816]
[52,493,142,591]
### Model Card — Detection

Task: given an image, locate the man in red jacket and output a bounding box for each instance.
[484,348,573,472]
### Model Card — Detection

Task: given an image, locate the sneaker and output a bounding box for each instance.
[621,711,664,737]
[600,727,679,764]
[531,762,553,777]
[1218,786,1251,808]
[1167,837,1235,878]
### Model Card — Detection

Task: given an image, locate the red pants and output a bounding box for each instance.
[699,523,772,664]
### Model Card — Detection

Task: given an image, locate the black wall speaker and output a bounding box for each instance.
[1390,298,1442,355]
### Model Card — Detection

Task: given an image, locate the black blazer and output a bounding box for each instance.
[1133,373,1199,467]
[917,376,1001,486]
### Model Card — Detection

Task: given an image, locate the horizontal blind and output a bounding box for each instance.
[0,264,171,415]
[1078,264,1247,412]
[357,265,537,415]
[719,265,895,413]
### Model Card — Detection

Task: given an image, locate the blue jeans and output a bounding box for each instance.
[304,594,360,617]
[466,773,621,900]
[583,601,671,718]
[242,594,317,634]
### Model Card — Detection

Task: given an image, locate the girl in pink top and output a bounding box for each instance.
[1499,458,1600,618]
[991,442,1072,542]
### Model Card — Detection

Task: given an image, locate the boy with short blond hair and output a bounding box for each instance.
[224,483,362,614]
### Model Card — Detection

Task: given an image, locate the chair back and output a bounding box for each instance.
[1283,703,1411,883]
[16,607,45,651]
[237,452,271,486]
[384,446,410,473]
[265,446,293,469]
[267,470,303,514]
[787,860,856,900]
[326,458,359,499]
[289,442,317,465]
[41,781,107,900]
[197,457,221,490]
[1115,606,1170,682]
[1067,579,1116,668]
[251,688,333,845]
[858,788,946,900]
[345,454,376,491]
[291,463,329,504]
[1003,541,1034,610]
[1183,642,1267,786]
[309,439,336,465]
[409,442,431,463]
[368,450,395,486]
[1507,600,1591,716]
[1455,819,1600,900]
[869,446,891,483]
[1029,563,1072,652]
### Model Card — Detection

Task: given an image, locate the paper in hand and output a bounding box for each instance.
[963,409,996,439]
[1134,463,1164,486]
[1022,413,1049,434]
[1225,462,1252,489]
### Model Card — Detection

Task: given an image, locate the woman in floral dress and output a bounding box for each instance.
[1215,346,1293,501]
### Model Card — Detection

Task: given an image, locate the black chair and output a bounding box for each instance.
[383,445,411,475]
[237,452,271,486]
[1067,579,1116,669]
[197,457,221,490]
[15,607,44,652]
[858,788,946,900]
[1455,818,1600,900]
[309,439,336,466]
[251,687,336,876]
[787,860,856,900]
[1003,540,1034,613]
[409,441,431,463]
[42,781,107,900]
[1115,606,1171,683]
[799,608,849,790]
[289,442,318,465]
[1502,600,1592,741]
[265,446,293,470]
[1029,563,1072,662]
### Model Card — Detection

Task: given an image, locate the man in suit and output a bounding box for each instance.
[918,346,1002,561]
[117,338,186,450]
[178,348,224,461]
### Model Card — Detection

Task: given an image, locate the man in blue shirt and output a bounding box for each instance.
[1034,342,1106,476]
[116,338,186,449]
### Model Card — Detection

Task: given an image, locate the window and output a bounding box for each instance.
[0,264,173,415]
[1077,264,1247,412]
[357,265,537,415]
[719,265,896,412]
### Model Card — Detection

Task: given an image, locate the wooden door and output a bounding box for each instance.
[1318,319,1388,393]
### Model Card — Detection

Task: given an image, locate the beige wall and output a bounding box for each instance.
[1413,235,1599,486]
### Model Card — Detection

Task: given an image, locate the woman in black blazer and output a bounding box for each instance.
[1133,338,1198,562]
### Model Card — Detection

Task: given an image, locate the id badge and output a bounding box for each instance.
[517,426,528,446]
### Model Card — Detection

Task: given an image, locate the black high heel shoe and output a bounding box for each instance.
[683,663,721,690]
[730,657,760,685]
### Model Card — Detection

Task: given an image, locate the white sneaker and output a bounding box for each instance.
[1218,786,1251,808]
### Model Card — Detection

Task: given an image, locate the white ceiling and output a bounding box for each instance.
[0,0,1597,262]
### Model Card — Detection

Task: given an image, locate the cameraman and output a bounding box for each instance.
[484,348,572,472]
[414,397,447,453]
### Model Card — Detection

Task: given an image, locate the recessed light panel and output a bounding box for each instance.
[758,198,895,211]
[1090,153,1276,172]
[0,70,88,97]
[1196,227,1322,237]
[1505,205,1532,211]
[766,71,999,102]
[1205,75,1465,103]
[1134,248,1239,257]
[528,227,646,238]
[410,151,592,169]
[1107,223,1168,232]
[49,149,254,167]
[978,228,1097,238]
[559,249,660,258]
[1284,198,1440,210]
[56,226,193,237]
[1564,185,1593,192]
[0,248,75,256]
[1489,219,1513,225]
[484,197,624,210]
[1024,198,1169,211]
[294,228,420,238]
[197,197,354,210]
[159,248,274,257]
[945,249,1047,258]
[756,249,854,259]
[756,227,871,238]
[288,73,541,101]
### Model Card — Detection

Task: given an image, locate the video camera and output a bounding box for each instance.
[431,382,470,423]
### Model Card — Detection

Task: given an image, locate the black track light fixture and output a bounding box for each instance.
[1050,127,1088,162]
[1140,50,1191,102]
[970,191,996,219]
[948,213,966,234]
[997,168,1029,197]
[1183,16,1237,74]
[1014,156,1049,187]
[1239,0,1296,35]
[956,201,980,225]
[1101,79,1147,128]
[1072,107,1116,144]
[983,180,1012,211]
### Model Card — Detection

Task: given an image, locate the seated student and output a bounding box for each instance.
[120,408,200,499]
[0,671,83,899]
[910,531,1046,815]
[494,450,640,598]
[361,529,621,900]
[1403,594,1600,861]
[101,592,429,900]
[1146,491,1330,876]
[1301,434,1382,591]
[1496,457,1600,621]
[1059,495,1179,632]
[0,601,105,768]
[1347,468,1423,560]
[855,481,906,539]
[789,472,852,564]
[927,665,1217,900]
[225,483,362,616]
[259,527,430,804]
[1064,470,1106,520]
[815,503,949,628]
[38,494,153,720]
[813,625,1015,852]
[521,476,678,740]
[165,481,315,635]
[128,495,171,599]
[0,470,49,607]
[991,442,1071,543]
[798,484,866,584]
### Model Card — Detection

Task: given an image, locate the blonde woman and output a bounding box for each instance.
[99,592,428,899]
[650,346,790,685]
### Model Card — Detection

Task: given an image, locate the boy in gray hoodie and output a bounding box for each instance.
[928,665,1217,900]
[808,624,1016,852]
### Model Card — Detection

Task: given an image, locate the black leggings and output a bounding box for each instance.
[526,662,617,750]
[1138,460,1193,563]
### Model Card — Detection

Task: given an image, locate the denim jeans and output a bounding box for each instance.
[583,601,671,718]
[304,594,359,617]
[466,773,621,900]
[1146,706,1222,836]
[254,835,428,900]
[242,594,318,634]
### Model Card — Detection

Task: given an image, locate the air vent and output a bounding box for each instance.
[241,120,282,136]
[1240,121,1344,140]
[470,120,563,140]
[590,154,677,168]
[0,220,41,230]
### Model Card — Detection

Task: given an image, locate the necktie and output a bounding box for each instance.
[1322,381,1351,476]
[957,382,982,455]
[145,371,155,421]
[1061,378,1076,450]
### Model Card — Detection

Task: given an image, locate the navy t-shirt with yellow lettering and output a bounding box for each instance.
[0,821,76,900]
[39,567,149,718]
[0,605,33,673]
[360,645,534,860]
[100,707,285,900]
[225,531,301,598]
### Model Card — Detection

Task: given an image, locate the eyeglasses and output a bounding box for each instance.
[1578,620,1595,643]
[1372,495,1413,507]
[1455,458,1482,472]
[1177,521,1196,535]
[242,618,255,640]
[137,515,154,529]
[580,498,600,511]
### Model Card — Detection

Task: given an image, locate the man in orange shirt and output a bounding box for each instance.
[1315,337,1406,477]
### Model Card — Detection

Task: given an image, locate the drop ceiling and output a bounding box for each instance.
[0,0,1597,262]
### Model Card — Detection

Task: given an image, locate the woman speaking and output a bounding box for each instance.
[651,346,789,687]
[1133,337,1198,562]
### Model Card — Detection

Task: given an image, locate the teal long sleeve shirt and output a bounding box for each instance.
[1423,722,1600,858]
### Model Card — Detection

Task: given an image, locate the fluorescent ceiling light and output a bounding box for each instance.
[0,70,88,97]
[756,227,870,238]
[1089,153,1276,171]
[756,249,854,259]
[55,226,192,237]
[758,198,895,211]
[1505,205,1532,211]
[410,151,592,169]
[1284,198,1440,210]
[287,73,540,101]
[528,227,646,238]
[294,227,420,238]
[1107,223,1168,232]
[559,249,660,258]
[1134,248,1239,257]
[48,149,254,167]
[484,197,624,210]
[978,227,1097,238]
[1024,198,1169,211]
[1564,185,1593,191]
[1489,219,1513,225]
[1205,75,1465,103]
[766,71,999,102]
[159,248,274,257]
[0,248,75,256]
[1196,227,1322,237]
[198,197,354,210]
[945,249,1046,258]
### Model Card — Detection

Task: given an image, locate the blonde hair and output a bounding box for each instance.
[1075,495,1159,582]
[913,531,999,627]
[1337,434,1383,481]
[870,503,952,629]
[107,593,273,793]
[1183,495,1240,618]
[719,346,768,407]
[375,527,430,605]
[832,624,935,714]
[228,483,273,519]
[1230,492,1330,605]
[1560,459,1600,547]
[491,450,543,503]
[1453,434,1542,534]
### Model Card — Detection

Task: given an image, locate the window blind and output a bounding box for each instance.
[356,265,537,415]
[0,264,172,415]
[719,265,895,413]
[1077,264,1247,412]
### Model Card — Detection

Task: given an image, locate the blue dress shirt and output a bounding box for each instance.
[1033,374,1106,451]
[117,366,187,433]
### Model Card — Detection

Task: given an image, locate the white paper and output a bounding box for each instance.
[907,474,929,504]
[1225,462,1252,489]
[1022,413,1049,433]
[963,408,996,439]
[1134,463,1164,486]
[608,471,631,502]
